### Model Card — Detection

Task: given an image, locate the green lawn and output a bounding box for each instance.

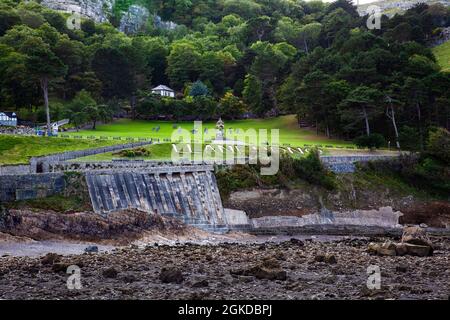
[65,115,353,148]
[0,135,120,165]
[433,41,450,72]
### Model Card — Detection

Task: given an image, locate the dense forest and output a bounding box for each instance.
[0,0,449,149]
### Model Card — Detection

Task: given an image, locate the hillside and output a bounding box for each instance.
[433,40,450,72]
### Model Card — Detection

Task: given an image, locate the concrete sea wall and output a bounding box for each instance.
[85,170,228,228]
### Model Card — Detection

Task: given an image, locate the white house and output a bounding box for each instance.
[151,85,175,98]
[0,112,17,127]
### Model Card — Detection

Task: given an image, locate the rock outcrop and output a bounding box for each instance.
[41,0,114,23]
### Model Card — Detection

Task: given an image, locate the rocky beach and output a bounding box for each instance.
[0,235,449,300]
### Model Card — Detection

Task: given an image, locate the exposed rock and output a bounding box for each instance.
[191,279,209,288]
[0,238,449,299]
[84,245,98,253]
[395,243,408,256]
[120,273,137,283]
[290,238,305,246]
[52,262,69,273]
[119,5,149,34]
[402,226,433,249]
[41,0,114,23]
[376,241,397,256]
[367,242,380,255]
[403,243,432,257]
[102,267,118,278]
[159,268,184,284]
[41,253,61,265]
[314,253,337,264]
[396,264,408,273]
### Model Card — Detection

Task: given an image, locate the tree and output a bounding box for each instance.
[65,90,95,130]
[189,80,209,97]
[242,74,262,115]
[427,127,450,164]
[339,86,382,136]
[91,47,133,100]
[298,23,321,54]
[167,41,201,89]
[21,36,67,135]
[218,92,246,119]
[385,95,401,149]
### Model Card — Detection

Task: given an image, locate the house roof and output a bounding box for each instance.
[152,85,174,92]
[0,112,17,118]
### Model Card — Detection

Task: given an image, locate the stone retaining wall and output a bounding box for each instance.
[0,173,65,202]
[0,142,150,175]
[47,161,214,174]
[0,164,32,175]
[320,155,399,173]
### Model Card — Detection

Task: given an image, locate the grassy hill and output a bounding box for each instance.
[0,135,119,165]
[433,41,450,72]
[66,115,353,148]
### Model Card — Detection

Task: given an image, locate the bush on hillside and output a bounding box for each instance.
[353,133,385,150]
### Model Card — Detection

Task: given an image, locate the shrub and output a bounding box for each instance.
[113,147,150,158]
[426,127,450,165]
[353,133,385,150]
[279,149,336,190]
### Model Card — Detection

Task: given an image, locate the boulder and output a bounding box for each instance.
[376,241,397,256]
[403,243,432,257]
[395,243,408,256]
[41,253,61,265]
[84,245,98,253]
[102,267,118,278]
[159,268,184,284]
[401,226,433,248]
[367,242,380,255]
[314,253,337,263]
[245,266,287,281]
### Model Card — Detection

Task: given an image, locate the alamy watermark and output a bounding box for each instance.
[366,5,382,30]
[170,121,280,175]
[366,265,381,290]
[66,265,82,290]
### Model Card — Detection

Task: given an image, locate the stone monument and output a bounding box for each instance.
[215,117,224,141]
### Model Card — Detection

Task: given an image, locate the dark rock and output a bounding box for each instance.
[159,268,184,284]
[120,273,137,283]
[395,264,408,273]
[84,246,99,253]
[192,279,209,288]
[395,243,408,256]
[262,258,281,269]
[289,238,304,246]
[41,253,61,266]
[103,267,119,278]
[314,253,337,264]
[52,262,69,273]
[404,243,432,257]
[231,265,287,281]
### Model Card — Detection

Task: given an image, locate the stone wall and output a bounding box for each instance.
[0,141,150,175]
[47,161,214,174]
[0,173,66,202]
[320,155,399,173]
[250,207,403,229]
[0,164,32,175]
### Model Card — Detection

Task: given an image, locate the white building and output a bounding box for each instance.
[0,112,17,127]
[151,85,175,98]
